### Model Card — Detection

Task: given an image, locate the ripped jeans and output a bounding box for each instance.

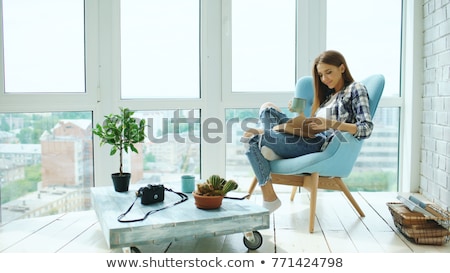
[242,107,326,186]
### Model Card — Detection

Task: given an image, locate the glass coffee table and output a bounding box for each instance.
[91,185,270,252]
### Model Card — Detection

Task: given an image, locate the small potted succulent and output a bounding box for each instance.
[92,107,146,192]
[192,174,238,209]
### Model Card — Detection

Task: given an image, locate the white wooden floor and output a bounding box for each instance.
[0,191,449,253]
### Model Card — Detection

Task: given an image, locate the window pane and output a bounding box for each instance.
[136,110,201,184]
[2,0,85,93]
[225,107,399,192]
[326,0,402,97]
[232,0,296,92]
[225,108,259,192]
[0,112,93,225]
[225,107,295,193]
[120,0,200,99]
[346,108,399,191]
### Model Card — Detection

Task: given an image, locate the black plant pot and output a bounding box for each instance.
[111,173,131,192]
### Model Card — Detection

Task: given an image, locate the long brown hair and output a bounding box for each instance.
[311,50,354,116]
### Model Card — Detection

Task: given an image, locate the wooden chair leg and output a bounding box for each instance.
[303,172,319,233]
[335,178,365,217]
[247,176,258,199]
[290,186,298,201]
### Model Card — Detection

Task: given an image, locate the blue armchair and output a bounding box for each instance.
[247,74,385,233]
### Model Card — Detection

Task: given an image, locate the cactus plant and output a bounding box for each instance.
[194,174,238,196]
[192,174,239,209]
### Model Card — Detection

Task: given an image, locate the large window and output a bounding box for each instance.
[0,1,407,226]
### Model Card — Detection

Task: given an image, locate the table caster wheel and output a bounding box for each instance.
[130,246,141,253]
[122,246,141,253]
[243,231,263,250]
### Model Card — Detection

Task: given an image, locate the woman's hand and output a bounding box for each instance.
[272,124,283,132]
[304,117,329,134]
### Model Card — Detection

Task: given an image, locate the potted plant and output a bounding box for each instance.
[92,107,146,192]
[192,174,238,209]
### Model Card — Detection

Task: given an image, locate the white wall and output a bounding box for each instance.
[420,0,450,209]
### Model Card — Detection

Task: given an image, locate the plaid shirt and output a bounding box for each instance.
[317,81,373,140]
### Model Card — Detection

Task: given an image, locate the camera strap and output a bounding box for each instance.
[117,187,188,223]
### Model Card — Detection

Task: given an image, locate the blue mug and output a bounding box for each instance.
[290,97,306,113]
[181,175,195,193]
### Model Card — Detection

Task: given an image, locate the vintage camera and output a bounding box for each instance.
[136,184,165,205]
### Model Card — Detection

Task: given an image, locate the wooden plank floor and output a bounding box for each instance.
[1,191,449,253]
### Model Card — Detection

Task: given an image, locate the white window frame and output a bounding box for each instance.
[0,1,98,112]
[398,0,422,192]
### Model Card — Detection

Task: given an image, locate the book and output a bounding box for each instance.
[408,196,450,229]
[408,195,443,218]
[272,114,315,138]
[396,195,434,217]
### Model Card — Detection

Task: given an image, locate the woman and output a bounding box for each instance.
[242,50,373,213]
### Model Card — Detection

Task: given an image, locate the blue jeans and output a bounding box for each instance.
[244,107,325,186]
